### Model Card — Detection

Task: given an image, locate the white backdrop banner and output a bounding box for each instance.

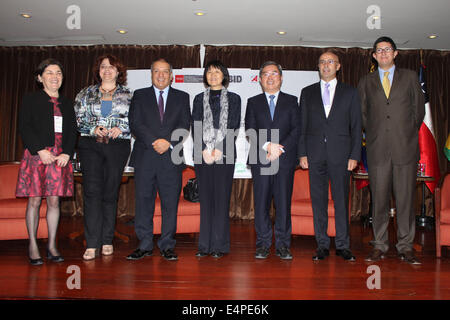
[126,68,319,178]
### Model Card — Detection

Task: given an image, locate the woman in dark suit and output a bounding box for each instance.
[192,60,241,258]
[16,58,77,265]
[74,54,132,261]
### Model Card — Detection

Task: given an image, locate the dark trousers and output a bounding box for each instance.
[309,160,350,250]
[134,155,182,251]
[251,166,295,250]
[195,162,235,253]
[368,160,417,253]
[77,137,130,249]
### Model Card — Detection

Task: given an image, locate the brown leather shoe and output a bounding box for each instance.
[399,250,421,265]
[365,249,385,262]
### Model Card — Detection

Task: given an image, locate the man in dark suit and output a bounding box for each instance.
[245,61,300,260]
[358,37,425,264]
[127,58,191,261]
[298,51,361,261]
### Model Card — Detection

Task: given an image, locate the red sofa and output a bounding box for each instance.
[291,168,337,237]
[0,162,48,240]
[435,173,450,257]
[152,166,200,234]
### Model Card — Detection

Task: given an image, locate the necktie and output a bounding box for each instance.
[323,82,331,106]
[158,90,164,122]
[269,95,275,120]
[382,71,391,98]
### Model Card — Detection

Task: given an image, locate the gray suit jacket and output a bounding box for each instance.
[358,68,425,167]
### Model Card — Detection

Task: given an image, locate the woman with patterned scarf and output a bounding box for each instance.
[192,60,241,258]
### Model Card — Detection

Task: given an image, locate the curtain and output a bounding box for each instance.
[0,44,201,162]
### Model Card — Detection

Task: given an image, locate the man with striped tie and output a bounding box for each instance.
[358,37,425,264]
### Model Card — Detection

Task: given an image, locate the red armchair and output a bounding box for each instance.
[290,168,337,237]
[0,162,48,240]
[152,166,200,234]
[435,173,450,257]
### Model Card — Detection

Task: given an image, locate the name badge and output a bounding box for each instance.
[54,116,63,133]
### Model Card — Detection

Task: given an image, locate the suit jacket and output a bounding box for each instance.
[245,91,300,169]
[298,81,362,165]
[128,86,191,169]
[358,68,425,167]
[19,90,77,157]
[191,90,241,158]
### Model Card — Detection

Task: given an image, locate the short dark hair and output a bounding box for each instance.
[373,36,397,52]
[203,60,230,88]
[35,58,64,87]
[259,61,283,77]
[92,54,127,85]
[151,58,173,73]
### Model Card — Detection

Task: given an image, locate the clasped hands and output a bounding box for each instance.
[37,150,70,167]
[266,142,284,162]
[202,148,223,164]
[94,126,122,140]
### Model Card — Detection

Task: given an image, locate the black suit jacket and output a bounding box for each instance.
[245,91,300,169]
[191,91,241,158]
[18,90,77,157]
[298,81,362,164]
[128,86,191,169]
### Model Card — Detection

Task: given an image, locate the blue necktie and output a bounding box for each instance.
[158,90,164,122]
[269,95,275,120]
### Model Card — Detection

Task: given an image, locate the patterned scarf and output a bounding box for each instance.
[202,87,229,151]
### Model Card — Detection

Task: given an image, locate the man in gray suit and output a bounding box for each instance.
[358,36,425,264]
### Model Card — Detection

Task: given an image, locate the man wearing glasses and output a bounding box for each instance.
[358,36,425,264]
[298,51,361,261]
[245,61,300,260]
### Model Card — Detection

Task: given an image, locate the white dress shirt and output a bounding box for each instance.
[320,78,337,118]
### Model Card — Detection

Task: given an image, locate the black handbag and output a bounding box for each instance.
[183,178,199,202]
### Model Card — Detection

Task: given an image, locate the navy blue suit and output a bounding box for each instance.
[245,91,300,250]
[129,86,191,251]
[298,81,361,250]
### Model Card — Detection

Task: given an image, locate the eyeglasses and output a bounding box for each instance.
[319,59,338,65]
[100,65,116,70]
[375,47,394,54]
[262,71,279,77]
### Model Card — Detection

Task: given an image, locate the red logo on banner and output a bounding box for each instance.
[175,75,184,83]
[251,76,258,82]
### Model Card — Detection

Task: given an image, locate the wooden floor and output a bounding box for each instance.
[0,215,449,301]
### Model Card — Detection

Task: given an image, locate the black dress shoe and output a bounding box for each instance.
[336,249,356,261]
[47,250,64,263]
[160,249,178,261]
[126,248,153,260]
[399,250,421,265]
[211,251,224,259]
[29,257,44,266]
[195,251,209,257]
[255,247,270,259]
[312,248,330,261]
[276,247,293,260]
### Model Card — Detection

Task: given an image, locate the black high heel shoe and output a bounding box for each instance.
[47,250,64,263]
[29,257,44,266]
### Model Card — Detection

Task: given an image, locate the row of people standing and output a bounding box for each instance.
[16,35,424,266]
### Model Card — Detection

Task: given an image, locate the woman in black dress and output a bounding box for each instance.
[16,58,77,265]
[192,60,241,258]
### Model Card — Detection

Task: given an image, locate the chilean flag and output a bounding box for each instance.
[418,64,440,193]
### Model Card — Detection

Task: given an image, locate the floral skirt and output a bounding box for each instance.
[15,133,74,197]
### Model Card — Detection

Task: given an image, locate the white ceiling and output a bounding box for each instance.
[1,0,449,50]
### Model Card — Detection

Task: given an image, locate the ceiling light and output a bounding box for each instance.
[428,34,438,39]
[117,29,128,34]
[20,13,32,18]
[277,31,287,35]
[194,11,206,16]
[372,16,380,20]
